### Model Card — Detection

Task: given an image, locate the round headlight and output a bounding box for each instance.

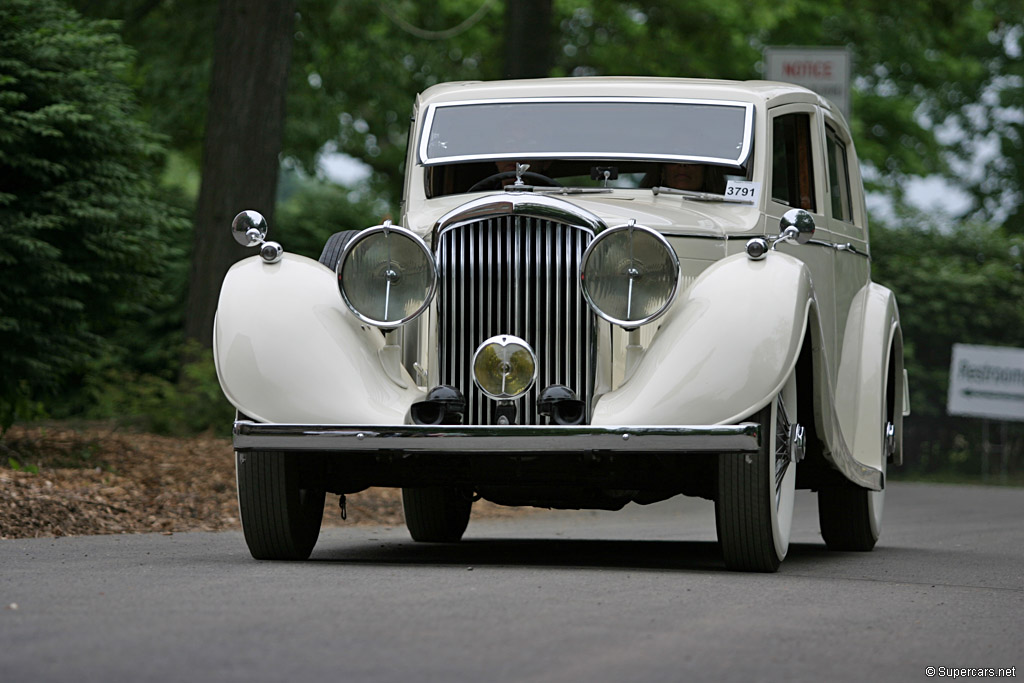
[580,222,680,326]
[472,335,537,400]
[338,223,437,327]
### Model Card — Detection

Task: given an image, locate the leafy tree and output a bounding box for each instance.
[0,0,186,429]
[73,0,1022,225]
[553,1,1022,222]
[870,213,1024,472]
[48,0,1024,458]
[274,174,389,260]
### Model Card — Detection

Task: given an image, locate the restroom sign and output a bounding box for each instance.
[947,344,1024,422]
[763,47,851,119]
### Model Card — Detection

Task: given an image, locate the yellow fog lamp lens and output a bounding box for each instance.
[580,222,680,327]
[338,223,437,327]
[472,335,537,400]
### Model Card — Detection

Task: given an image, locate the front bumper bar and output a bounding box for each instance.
[233,421,762,454]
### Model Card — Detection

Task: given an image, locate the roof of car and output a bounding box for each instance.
[416,76,828,110]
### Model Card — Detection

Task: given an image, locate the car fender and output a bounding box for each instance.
[213,253,424,424]
[592,250,884,490]
[834,282,905,470]
[592,251,815,427]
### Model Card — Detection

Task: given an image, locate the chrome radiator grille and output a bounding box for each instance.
[436,216,596,425]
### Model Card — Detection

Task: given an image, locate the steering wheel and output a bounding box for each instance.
[468,170,563,192]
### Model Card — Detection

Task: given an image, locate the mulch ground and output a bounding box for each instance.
[0,423,524,540]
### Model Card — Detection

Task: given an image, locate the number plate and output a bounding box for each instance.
[724,180,761,204]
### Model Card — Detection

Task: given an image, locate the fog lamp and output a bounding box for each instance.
[337,222,436,328]
[410,385,466,425]
[472,335,537,400]
[580,221,679,327]
[538,384,586,425]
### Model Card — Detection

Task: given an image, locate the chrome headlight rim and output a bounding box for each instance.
[337,222,438,328]
[579,221,681,328]
[471,334,539,401]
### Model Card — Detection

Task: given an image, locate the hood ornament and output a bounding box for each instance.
[513,162,530,186]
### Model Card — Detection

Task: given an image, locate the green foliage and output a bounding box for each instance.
[68,0,216,164]
[7,457,40,475]
[16,0,1021,456]
[870,214,1024,472]
[872,215,1024,416]
[283,0,507,206]
[274,173,389,259]
[0,0,189,429]
[71,1,1023,226]
[64,343,235,436]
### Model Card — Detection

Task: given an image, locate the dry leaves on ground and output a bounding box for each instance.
[0,423,524,540]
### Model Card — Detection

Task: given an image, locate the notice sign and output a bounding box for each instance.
[947,344,1024,422]
[763,47,851,119]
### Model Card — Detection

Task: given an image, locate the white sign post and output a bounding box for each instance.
[763,47,851,120]
[947,344,1024,422]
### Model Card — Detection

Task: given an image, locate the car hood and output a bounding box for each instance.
[404,190,763,239]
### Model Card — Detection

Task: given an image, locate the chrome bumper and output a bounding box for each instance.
[233,421,761,454]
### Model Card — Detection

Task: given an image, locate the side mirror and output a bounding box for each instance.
[231,210,283,263]
[778,208,815,245]
[232,210,268,247]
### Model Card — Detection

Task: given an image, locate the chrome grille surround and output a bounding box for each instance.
[433,195,606,425]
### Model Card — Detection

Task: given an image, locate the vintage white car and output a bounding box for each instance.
[215,77,909,571]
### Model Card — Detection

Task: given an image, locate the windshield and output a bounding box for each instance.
[419,98,754,167]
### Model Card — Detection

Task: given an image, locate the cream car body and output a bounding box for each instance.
[215,77,908,571]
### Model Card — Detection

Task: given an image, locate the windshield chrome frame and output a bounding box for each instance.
[418,96,755,168]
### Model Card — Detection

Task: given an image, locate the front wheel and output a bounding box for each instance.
[716,373,800,572]
[401,487,472,542]
[236,450,325,560]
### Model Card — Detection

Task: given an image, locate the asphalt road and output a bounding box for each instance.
[2,482,1021,683]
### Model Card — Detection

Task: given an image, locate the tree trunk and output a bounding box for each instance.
[503,0,553,79]
[183,0,296,347]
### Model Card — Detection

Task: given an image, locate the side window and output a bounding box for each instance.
[826,126,854,223]
[771,113,816,212]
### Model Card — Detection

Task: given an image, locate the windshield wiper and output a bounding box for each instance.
[536,186,612,195]
[505,185,612,195]
[651,186,752,204]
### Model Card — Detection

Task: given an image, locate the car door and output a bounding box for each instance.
[821,111,871,353]
[765,103,839,377]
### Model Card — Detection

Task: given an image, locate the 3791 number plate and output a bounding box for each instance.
[724,180,761,204]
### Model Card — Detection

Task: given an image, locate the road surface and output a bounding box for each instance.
[2,482,1021,682]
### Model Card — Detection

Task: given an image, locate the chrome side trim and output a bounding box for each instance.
[234,421,761,453]
[662,232,729,240]
[834,241,870,258]
[807,238,871,259]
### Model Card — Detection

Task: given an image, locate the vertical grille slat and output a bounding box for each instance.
[466,225,473,422]
[436,216,595,425]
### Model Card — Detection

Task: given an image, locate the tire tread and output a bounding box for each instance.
[402,487,472,542]
[818,486,878,551]
[318,230,360,270]
[237,450,324,560]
